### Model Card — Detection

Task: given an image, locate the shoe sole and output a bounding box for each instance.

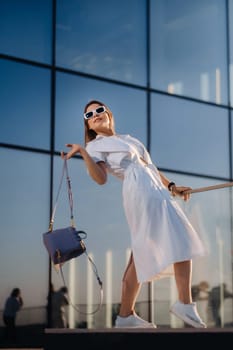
[170,308,206,328]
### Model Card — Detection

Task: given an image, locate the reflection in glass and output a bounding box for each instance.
[153,172,233,327]
[0,59,51,148]
[229,0,233,107]
[0,149,50,312]
[0,0,52,63]
[151,93,230,178]
[56,0,147,85]
[150,0,228,104]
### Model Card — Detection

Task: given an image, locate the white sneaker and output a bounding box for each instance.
[115,313,157,328]
[170,301,207,328]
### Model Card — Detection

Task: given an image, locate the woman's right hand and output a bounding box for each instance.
[61,143,84,160]
[61,142,107,185]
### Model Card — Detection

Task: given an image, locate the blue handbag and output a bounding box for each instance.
[43,226,87,265]
[42,159,103,315]
[43,159,86,265]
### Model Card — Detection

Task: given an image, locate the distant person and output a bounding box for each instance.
[3,287,23,341]
[191,281,209,302]
[46,283,55,327]
[51,286,69,328]
[209,283,233,327]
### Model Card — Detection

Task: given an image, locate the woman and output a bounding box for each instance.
[3,288,23,340]
[61,99,207,328]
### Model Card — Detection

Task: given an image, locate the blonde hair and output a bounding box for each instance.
[83,100,115,145]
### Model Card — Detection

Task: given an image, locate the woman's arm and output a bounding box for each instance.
[61,143,107,185]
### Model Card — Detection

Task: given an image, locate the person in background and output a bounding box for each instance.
[61,99,207,328]
[46,282,55,327]
[209,283,233,327]
[51,286,69,328]
[3,287,23,341]
[191,281,209,302]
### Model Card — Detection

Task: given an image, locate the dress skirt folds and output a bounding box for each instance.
[86,134,206,283]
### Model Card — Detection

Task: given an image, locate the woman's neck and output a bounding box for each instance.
[97,130,115,137]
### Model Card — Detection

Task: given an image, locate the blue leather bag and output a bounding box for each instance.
[42,159,86,265]
[43,226,86,265]
[42,159,103,315]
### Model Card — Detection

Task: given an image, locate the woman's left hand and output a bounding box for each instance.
[171,185,191,201]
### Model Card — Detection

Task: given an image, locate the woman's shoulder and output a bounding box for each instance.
[87,134,127,145]
[123,134,146,146]
[85,136,110,153]
[86,134,142,149]
[117,134,137,141]
[86,137,102,148]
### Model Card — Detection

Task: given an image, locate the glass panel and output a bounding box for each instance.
[56,0,147,85]
[0,149,50,324]
[150,0,228,104]
[55,72,147,152]
[152,172,233,328]
[231,110,233,169]
[150,93,230,178]
[0,59,51,149]
[229,0,233,107]
[0,0,52,64]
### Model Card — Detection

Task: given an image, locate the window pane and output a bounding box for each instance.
[157,172,233,327]
[0,149,50,310]
[0,0,52,64]
[151,93,230,178]
[55,73,147,152]
[0,59,51,149]
[229,0,233,107]
[231,110,233,167]
[56,0,147,85]
[150,0,228,104]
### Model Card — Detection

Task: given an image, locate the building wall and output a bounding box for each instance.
[0,0,233,328]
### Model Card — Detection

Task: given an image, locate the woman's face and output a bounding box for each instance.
[85,103,113,135]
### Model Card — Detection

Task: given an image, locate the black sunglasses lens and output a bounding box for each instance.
[85,111,93,119]
[96,107,105,114]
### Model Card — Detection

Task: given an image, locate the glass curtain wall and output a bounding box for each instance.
[0,0,232,330]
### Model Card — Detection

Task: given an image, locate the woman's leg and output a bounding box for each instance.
[115,253,156,328]
[118,252,141,317]
[173,260,192,304]
[172,259,206,328]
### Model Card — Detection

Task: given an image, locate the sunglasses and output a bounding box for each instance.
[84,106,106,120]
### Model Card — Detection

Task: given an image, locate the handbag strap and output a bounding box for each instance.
[49,158,75,232]
[60,254,103,315]
[50,159,103,315]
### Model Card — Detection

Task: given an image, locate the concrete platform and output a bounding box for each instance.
[44,327,233,349]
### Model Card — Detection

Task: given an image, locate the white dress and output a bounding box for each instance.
[86,134,206,283]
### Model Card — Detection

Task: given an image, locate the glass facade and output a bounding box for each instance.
[151,0,228,104]
[0,0,232,331]
[56,0,147,85]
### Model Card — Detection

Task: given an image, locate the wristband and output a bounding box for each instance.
[168,182,176,191]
